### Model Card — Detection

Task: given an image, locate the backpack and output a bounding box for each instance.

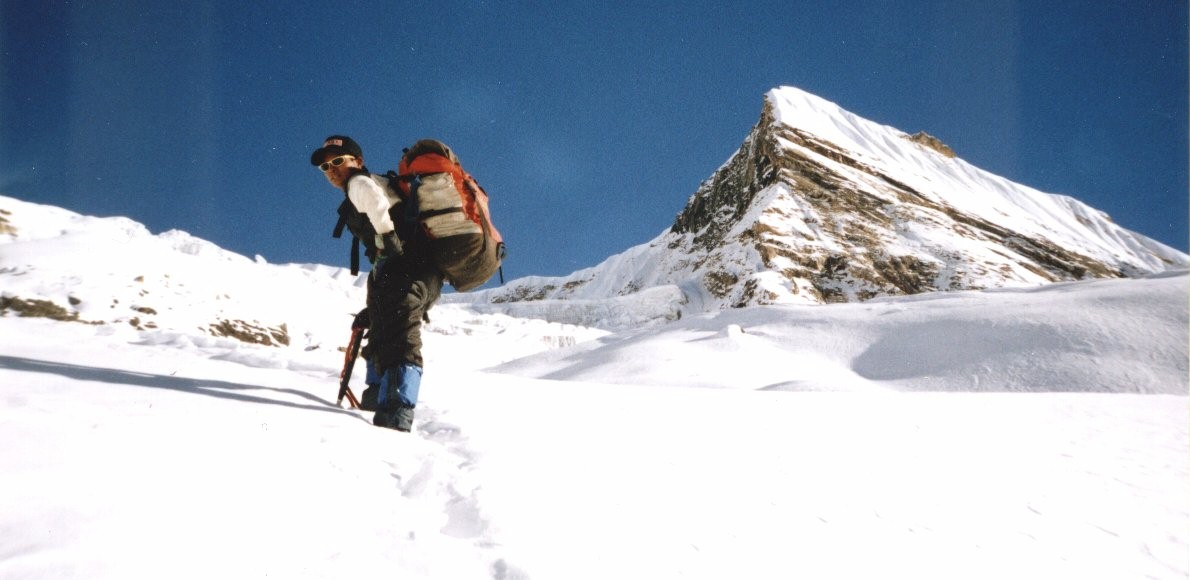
[332,140,505,292]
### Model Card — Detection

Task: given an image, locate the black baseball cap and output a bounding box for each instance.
[310,135,363,166]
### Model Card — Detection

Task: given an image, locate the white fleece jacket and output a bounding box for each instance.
[346,173,402,248]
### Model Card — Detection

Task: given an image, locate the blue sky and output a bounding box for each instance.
[2,1,1186,283]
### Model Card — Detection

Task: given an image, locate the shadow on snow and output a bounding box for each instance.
[0,354,368,421]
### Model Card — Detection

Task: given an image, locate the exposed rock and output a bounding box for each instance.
[0,209,14,236]
[1,296,101,324]
[208,319,290,347]
[1,296,79,321]
[904,131,956,158]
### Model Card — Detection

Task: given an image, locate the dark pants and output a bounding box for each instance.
[365,255,443,372]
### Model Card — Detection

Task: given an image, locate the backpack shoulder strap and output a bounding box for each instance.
[332,205,362,275]
[333,196,379,276]
[332,198,353,239]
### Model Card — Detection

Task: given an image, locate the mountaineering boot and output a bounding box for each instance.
[373,404,416,432]
[372,363,422,433]
[394,406,415,432]
[359,358,381,411]
[359,384,379,411]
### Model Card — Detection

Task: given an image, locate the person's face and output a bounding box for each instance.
[318,153,362,189]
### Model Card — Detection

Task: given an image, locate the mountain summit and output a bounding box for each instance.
[470,86,1187,309]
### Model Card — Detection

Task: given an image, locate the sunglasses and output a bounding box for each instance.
[319,155,355,172]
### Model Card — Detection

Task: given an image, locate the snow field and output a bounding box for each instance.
[1,313,1186,579]
[492,273,1188,394]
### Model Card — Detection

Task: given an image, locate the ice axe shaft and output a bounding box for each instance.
[337,327,364,409]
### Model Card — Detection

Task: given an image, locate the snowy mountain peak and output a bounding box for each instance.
[462,85,1188,312]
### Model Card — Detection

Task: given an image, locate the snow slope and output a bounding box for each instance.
[493,272,1189,394]
[0,195,601,368]
[1,196,1187,579]
[2,307,1187,579]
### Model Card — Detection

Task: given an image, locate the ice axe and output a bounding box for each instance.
[337,326,363,409]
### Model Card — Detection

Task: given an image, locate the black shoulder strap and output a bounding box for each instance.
[333,214,362,275]
[350,237,361,275]
[333,197,374,276]
[333,198,357,238]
